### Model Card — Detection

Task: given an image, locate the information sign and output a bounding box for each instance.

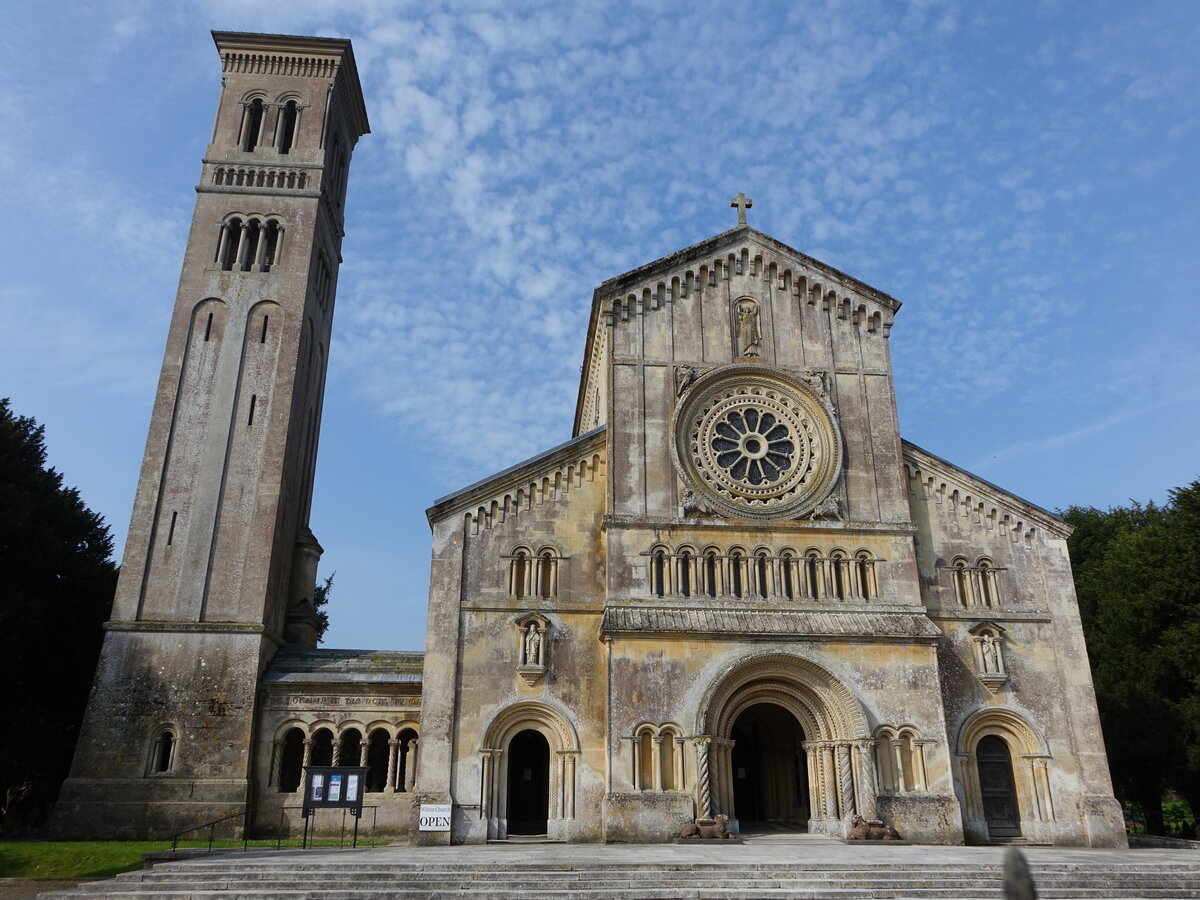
[419,803,452,831]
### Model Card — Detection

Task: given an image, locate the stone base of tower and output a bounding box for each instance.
[51,778,249,840]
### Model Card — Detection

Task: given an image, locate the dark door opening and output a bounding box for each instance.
[506,729,550,835]
[977,734,1021,838]
[730,703,808,831]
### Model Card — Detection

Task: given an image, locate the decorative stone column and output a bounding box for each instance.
[651,736,663,792]
[693,736,713,819]
[821,743,839,820]
[385,738,399,791]
[331,736,342,766]
[855,739,879,819]
[301,738,313,770]
[913,740,930,792]
[404,739,419,792]
[674,736,686,792]
[892,740,908,792]
[837,742,856,818]
[803,742,820,823]
[358,742,369,767]
[268,740,282,787]
[629,736,642,790]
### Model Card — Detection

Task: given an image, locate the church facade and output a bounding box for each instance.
[55,32,1126,849]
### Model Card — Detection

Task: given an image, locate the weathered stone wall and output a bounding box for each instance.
[905,444,1126,847]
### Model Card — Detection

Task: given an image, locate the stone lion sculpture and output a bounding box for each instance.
[847,815,901,841]
[679,814,735,839]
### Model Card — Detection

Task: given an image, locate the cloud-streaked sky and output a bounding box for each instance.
[2,1,1197,652]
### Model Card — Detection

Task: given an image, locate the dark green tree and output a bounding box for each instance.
[0,398,118,833]
[313,572,334,644]
[1064,480,1200,836]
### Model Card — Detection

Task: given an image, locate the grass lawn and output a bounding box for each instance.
[0,842,167,880]
[0,836,383,880]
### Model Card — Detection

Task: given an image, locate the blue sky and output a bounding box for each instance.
[2,1,1197,652]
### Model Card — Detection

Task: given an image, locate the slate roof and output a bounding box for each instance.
[600,606,941,641]
[263,648,424,685]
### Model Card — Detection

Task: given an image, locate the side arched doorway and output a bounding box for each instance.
[956,708,1054,844]
[698,653,874,836]
[730,703,809,830]
[480,701,579,841]
[506,729,550,835]
[976,735,1020,837]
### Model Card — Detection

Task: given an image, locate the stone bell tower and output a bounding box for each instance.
[54,32,369,838]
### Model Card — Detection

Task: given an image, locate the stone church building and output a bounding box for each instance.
[54,32,1126,848]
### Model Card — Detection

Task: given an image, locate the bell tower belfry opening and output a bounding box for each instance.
[53,32,369,839]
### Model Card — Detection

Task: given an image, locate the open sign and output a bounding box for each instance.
[419,803,452,831]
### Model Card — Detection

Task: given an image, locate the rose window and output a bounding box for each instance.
[671,366,843,520]
[710,407,795,487]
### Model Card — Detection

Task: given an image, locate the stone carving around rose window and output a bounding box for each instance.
[670,365,843,521]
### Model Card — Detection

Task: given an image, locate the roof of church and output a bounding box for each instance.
[426,425,606,523]
[264,648,423,684]
[901,439,1069,536]
[574,222,903,434]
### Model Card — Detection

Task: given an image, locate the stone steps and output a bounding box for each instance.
[39,860,1200,899]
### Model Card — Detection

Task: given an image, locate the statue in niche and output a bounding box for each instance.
[522,622,544,668]
[980,634,999,673]
[736,299,761,357]
[674,365,696,397]
[515,615,549,686]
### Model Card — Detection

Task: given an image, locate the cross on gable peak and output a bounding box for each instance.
[730,192,752,226]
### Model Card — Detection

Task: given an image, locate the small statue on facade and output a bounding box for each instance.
[523,622,544,668]
[674,365,696,397]
[736,299,761,357]
[807,495,842,521]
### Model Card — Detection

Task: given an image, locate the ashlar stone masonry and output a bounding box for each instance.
[58,33,1126,850]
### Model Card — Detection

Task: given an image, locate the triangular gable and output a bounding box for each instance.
[573,224,903,435]
[426,426,606,532]
[902,439,1071,542]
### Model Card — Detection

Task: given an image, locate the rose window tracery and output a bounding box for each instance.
[672,366,842,521]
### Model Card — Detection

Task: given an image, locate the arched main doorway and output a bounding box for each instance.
[976,735,1020,837]
[699,653,873,836]
[730,703,808,830]
[506,729,550,835]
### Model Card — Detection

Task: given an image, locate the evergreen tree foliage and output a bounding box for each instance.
[0,398,117,832]
[1064,481,1200,836]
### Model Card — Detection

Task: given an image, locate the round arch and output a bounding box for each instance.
[696,653,872,835]
[955,708,1054,842]
[480,701,580,840]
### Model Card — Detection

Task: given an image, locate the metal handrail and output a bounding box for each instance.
[170,809,247,853]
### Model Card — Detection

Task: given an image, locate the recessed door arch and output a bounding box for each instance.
[696,653,874,836]
[480,701,579,840]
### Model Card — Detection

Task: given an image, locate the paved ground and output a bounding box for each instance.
[161,831,1198,869]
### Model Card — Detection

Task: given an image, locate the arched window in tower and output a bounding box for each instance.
[830,550,849,600]
[219,218,243,270]
[240,219,261,271]
[148,726,177,775]
[677,548,693,598]
[856,550,878,600]
[805,550,824,599]
[978,559,999,607]
[538,550,556,599]
[309,728,334,767]
[241,98,265,152]
[953,557,972,606]
[263,220,282,271]
[277,99,299,154]
[781,551,796,600]
[704,549,719,598]
[508,547,532,599]
[651,548,667,597]
[730,549,745,598]
[755,551,770,598]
